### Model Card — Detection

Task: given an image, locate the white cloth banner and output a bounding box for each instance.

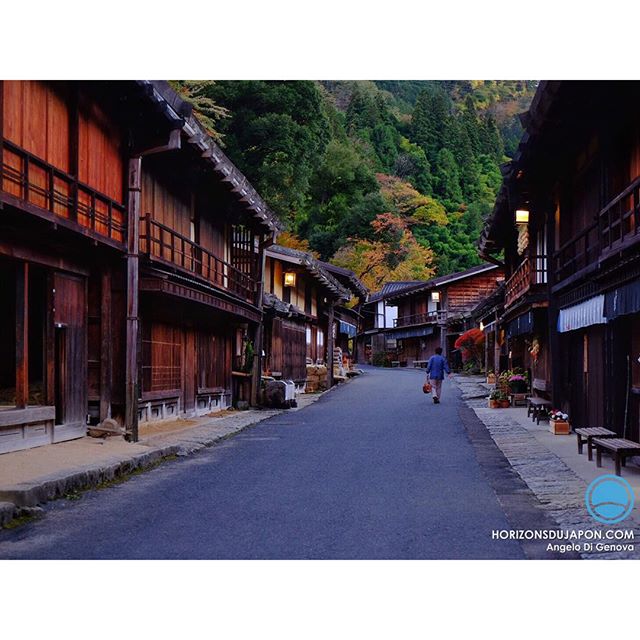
[557,294,607,333]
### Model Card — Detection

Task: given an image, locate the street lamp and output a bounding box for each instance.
[431,291,440,302]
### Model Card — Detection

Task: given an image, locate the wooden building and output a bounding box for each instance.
[0,80,281,454]
[262,245,350,390]
[479,81,640,439]
[319,261,368,369]
[382,265,504,369]
[359,282,422,365]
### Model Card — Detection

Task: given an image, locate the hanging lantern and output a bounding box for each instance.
[284,272,296,287]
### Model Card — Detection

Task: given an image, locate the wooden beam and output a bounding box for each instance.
[250,234,267,406]
[15,262,29,409]
[125,157,141,440]
[326,303,335,388]
[0,237,90,275]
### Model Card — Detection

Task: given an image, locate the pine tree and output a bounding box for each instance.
[434,148,463,207]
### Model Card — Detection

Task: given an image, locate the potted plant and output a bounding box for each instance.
[499,392,511,408]
[549,410,571,435]
[508,373,528,394]
[488,390,501,408]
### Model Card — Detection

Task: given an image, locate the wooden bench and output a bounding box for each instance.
[509,392,528,407]
[593,437,640,476]
[575,427,617,461]
[526,378,551,424]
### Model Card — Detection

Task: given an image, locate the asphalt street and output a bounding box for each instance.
[0,367,527,559]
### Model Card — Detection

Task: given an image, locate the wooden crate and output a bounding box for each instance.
[549,420,571,435]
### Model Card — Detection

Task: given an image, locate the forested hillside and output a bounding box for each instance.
[179,80,537,290]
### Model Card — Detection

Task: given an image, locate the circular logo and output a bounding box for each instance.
[585,475,635,524]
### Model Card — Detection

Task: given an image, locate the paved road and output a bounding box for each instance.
[0,367,526,559]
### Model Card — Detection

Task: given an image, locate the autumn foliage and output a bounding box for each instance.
[331,211,435,291]
[454,328,485,365]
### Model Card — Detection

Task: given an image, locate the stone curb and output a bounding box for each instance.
[452,377,640,560]
[0,378,354,528]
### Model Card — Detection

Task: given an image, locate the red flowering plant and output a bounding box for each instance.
[454,328,485,369]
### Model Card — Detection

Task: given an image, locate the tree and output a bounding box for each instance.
[433,148,463,207]
[454,328,485,368]
[394,137,433,195]
[169,81,228,142]
[331,213,435,290]
[207,81,331,221]
[411,88,450,166]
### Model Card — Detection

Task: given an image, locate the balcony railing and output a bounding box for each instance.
[139,215,257,304]
[554,175,640,285]
[504,255,548,308]
[0,138,126,244]
[394,310,447,327]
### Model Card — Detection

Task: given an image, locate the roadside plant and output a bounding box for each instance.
[454,328,484,368]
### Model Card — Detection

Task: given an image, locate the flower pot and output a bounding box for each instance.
[509,383,528,394]
[549,419,571,435]
[486,374,496,384]
[489,399,499,408]
[499,399,511,408]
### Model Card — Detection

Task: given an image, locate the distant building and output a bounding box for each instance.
[262,245,352,390]
[360,282,423,364]
[381,265,504,369]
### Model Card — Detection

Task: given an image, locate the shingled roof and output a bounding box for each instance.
[383,264,500,302]
[367,281,425,304]
[318,261,368,299]
[266,245,351,301]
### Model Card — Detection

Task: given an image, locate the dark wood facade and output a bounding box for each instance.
[480,81,640,438]
[383,265,504,369]
[0,80,280,454]
[262,246,350,389]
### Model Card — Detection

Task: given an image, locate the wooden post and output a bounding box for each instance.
[45,271,55,406]
[125,157,141,440]
[15,262,29,408]
[327,303,335,387]
[100,269,112,422]
[251,233,269,406]
[546,204,561,409]
[494,311,501,375]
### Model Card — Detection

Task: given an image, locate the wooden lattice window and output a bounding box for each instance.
[230,225,255,276]
[141,323,182,393]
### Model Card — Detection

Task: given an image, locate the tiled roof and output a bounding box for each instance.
[266,245,350,301]
[384,264,500,301]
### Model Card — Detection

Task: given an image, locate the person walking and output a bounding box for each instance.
[426,347,451,404]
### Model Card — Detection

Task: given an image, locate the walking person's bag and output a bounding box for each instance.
[423,381,432,394]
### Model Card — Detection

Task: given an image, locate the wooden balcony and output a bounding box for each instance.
[504,255,548,308]
[0,138,126,246]
[554,175,640,288]
[394,310,447,327]
[139,216,257,305]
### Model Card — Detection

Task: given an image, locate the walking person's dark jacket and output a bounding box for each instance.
[426,354,450,380]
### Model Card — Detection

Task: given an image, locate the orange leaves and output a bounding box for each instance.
[331,211,435,291]
[454,328,485,364]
